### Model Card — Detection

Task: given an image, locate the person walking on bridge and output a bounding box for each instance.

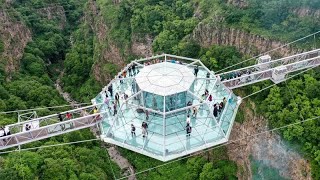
[58,113,65,130]
[194,66,199,77]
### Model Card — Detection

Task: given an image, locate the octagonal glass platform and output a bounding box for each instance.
[92,54,241,162]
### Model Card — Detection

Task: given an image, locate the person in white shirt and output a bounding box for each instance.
[0,127,5,137]
[4,126,10,136]
[186,115,191,125]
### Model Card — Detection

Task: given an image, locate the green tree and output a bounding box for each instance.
[199,163,223,180]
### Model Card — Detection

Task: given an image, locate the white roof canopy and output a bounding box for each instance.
[135,62,195,96]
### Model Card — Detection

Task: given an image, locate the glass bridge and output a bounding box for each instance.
[92,54,241,162]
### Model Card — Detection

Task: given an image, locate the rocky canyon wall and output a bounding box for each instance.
[0,10,32,80]
[189,21,298,57]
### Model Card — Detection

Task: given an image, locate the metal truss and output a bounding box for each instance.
[0,104,105,150]
[220,48,320,89]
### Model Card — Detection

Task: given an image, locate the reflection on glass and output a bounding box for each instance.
[143,92,164,112]
[165,92,187,112]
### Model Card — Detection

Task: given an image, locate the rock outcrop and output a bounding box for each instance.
[227,0,248,8]
[86,0,153,84]
[227,101,311,180]
[189,21,298,57]
[37,5,67,29]
[293,7,320,19]
[0,10,32,80]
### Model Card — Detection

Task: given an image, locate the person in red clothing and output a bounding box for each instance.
[66,112,72,119]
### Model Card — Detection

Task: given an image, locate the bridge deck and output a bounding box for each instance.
[220,49,320,89]
[0,104,104,150]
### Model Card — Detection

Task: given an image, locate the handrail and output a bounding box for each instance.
[7,103,103,128]
[0,111,106,141]
[218,48,320,76]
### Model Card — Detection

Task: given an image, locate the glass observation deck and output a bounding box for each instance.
[92,54,241,162]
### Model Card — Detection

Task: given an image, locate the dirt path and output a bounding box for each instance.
[55,70,136,180]
[227,100,311,180]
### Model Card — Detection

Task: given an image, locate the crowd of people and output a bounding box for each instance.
[100,59,233,140]
[142,58,184,66]
[130,121,149,139]
[220,68,255,81]
[185,88,228,137]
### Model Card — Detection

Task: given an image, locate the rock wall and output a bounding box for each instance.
[189,21,298,57]
[131,34,153,57]
[227,101,311,180]
[86,0,125,84]
[227,0,248,8]
[87,0,153,84]
[0,10,32,80]
[37,5,67,29]
[293,7,320,19]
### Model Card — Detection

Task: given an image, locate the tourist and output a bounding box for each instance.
[0,126,4,137]
[25,124,31,131]
[186,124,192,137]
[119,75,123,84]
[113,102,117,116]
[93,107,98,114]
[192,106,198,118]
[0,126,5,143]
[219,101,224,111]
[186,115,191,125]
[213,104,218,118]
[142,122,148,138]
[208,94,213,102]
[115,92,120,106]
[124,93,128,105]
[105,96,110,110]
[66,112,72,119]
[132,64,136,75]
[131,82,136,94]
[122,70,127,78]
[201,94,206,103]
[187,101,192,114]
[204,89,209,97]
[128,66,132,77]
[194,66,199,77]
[206,72,210,84]
[223,97,227,105]
[108,84,113,97]
[131,124,136,137]
[145,110,149,120]
[58,113,65,130]
[58,113,63,122]
[4,126,10,136]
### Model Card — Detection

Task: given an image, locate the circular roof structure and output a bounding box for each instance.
[135,62,195,96]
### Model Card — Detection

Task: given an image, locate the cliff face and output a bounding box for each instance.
[189,21,297,57]
[37,5,67,29]
[227,0,248,8]
[293,7,320,19]
[86,0,125,84]
[87,0,152,84]
[0,10,32,80]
